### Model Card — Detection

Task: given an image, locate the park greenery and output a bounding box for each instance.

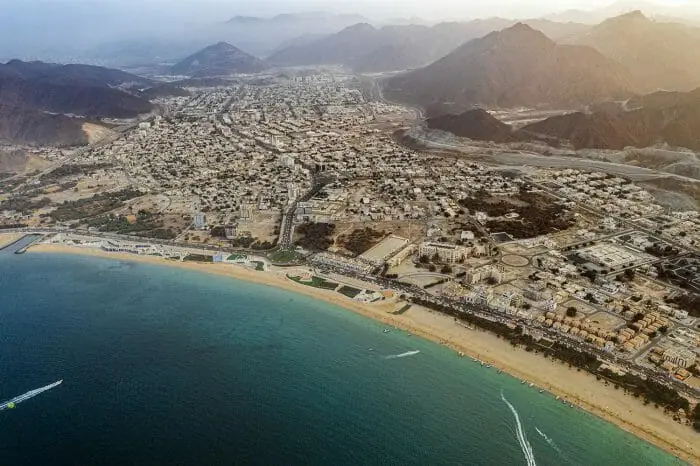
[49,188,143,222]
[295,222,335,251]
[339,227,384,256]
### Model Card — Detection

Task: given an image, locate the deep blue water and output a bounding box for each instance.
[0,247,685,465]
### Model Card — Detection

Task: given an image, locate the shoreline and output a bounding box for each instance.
[27,243,700,464]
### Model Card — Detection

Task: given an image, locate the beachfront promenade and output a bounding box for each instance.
[10,227,696,404]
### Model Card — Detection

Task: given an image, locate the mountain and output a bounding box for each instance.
[0,59,151,88]
[0,60,153,119]
[270,33,329,54]
[523,112,638,149]
[384,23,632,112]
[523,88,700,150]
[426,109,521,143]
[171,42,268,77]
[0,75,152,119]
[268,19,589,72]
[0,104,87,146]
[567,11,700,93]
[0,59,153,146]
[268,22,387,67]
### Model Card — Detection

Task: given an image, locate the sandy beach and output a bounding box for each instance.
[28,243,700,464]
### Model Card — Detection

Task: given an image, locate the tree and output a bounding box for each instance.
[428,264,437,272]
[419,255,430,264]
[566,307,578,318]
[632,312,645,323]
[582,270,598,282]
[441,264,453,274]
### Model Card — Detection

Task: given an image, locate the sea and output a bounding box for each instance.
[0,240,686,465]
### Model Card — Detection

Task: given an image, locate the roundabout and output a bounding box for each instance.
[501,254,530,267]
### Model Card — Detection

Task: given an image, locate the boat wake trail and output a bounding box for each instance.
[0,380,63,411]
[501,391,537,466]
[535,427,569,463]
[384,350,420,360]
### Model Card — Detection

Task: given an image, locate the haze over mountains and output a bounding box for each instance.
[566,11,700,92]
[268,18,590,72]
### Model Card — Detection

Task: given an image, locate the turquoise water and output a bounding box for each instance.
[0,249,685,465]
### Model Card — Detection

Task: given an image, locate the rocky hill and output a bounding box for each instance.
[567,11,700,93]
[171,42,268,77]
[384,23,632,112]
[523,89,700,150]
[426,109,522,143]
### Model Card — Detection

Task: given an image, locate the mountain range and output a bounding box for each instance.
[384,23,632,113]
[171,42,268,77]
[268,18,590,72]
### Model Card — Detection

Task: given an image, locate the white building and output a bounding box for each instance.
[418,242,469,263]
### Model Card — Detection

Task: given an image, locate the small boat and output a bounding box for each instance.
[383,328,391,334]
[497,369,503,374]
[521,380,526,384]
[539,389,545,393]
[556,396,560,401]
[529,383,534,387]
[486,364,492,368]
[458,352,465,357]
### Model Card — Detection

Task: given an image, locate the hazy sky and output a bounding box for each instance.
[1,0,698,62]
[3,0,698,21]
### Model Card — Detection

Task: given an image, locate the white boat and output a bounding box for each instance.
[0,380,63,411]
